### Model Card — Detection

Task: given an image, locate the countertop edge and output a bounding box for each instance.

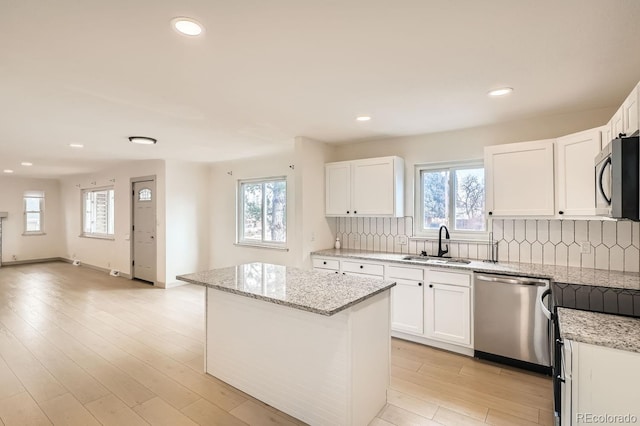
[557,307,640,354]
[176,274,395,316]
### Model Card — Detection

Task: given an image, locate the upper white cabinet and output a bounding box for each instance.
[325,163,351,215]
[325,156,404,217]
[485,139,556,217]
[611,106,624,139]
[622,83,639,137]
[555,128,602,216]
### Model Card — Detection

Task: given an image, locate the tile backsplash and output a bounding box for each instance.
[334,217,640,273]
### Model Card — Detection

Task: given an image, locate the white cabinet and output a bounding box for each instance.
[611,106,624,139]
[601,121,613,147]
[325,156,404,217]
[325,163,351,216]
[485,139,555,216]
[424,269,472,347]
[563,340,640,423]
[555,128,602,216]
[622,83,639,136]
[387,266,424,335]
[312,257,340,275]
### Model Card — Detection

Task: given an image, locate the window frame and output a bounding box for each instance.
[81,186,115,240]
[23,191,45,235]
[236,176,288,249]
[414,160,487,240]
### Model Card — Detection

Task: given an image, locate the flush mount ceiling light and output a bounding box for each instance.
[21,162,33,166]
[3,169,14,174]
[488,87,514,97]
[171,17,204,36]
[69,143,84,148]
[128,136,157,145]
[356,116,372,122]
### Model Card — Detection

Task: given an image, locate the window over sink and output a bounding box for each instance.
[415,161,486,238]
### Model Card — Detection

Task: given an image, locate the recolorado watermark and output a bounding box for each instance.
[577,413,638,424]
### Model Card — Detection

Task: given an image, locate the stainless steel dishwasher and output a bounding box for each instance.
[474,273,552,374]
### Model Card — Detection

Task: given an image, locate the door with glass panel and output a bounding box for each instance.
[132,179,156,283]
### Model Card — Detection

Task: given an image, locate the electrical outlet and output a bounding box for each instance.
[351,234,359,241]
[396,235,408,245]
[11,255,17,261]
[580,241,591,254]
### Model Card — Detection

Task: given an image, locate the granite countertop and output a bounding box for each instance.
[177,262,395,316]
[312,248,640,291]
[557,307,640,353]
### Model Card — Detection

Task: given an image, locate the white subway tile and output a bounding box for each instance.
[617,221,632,248]
[609,246,624,271]
[624,246,640,273]
[525,220,537,242]
[574,221,588,244]
[588,221,603,246]
[568,244,581,267]
[555,243,568,267]
[537,220,549,243]
[514,220,526,242]
[594,245,610,270]
[561,220,575,244]
[531,242,543,264]
[543,242,556,265]
[549,220,562,244]
[520,243,532,264]
[602,221,617,248]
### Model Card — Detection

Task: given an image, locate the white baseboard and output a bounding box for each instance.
[2,257,64,266]
[156,281,187,289]
[59,258,132,279]
[392,331,475,357]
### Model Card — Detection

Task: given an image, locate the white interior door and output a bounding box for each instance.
[132,179,156,283]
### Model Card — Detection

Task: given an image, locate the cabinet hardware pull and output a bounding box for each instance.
[347,211,350,214]
[488,211,493,216]
[323,261,327,265]
[559,211,564,215]
[359,265,363,269]
[418,283,422,286]
[354,211,357,214]
[556,375,565,383]
[429,284,433,288]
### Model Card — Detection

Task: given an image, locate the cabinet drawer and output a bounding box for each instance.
[428,269,471,287]
[387,266,424,281]
[314,267,340,275]
[343,271,384,280]
[342,261,384,276]
[312,258,340,270]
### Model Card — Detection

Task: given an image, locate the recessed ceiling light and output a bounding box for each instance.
[171,17,203,36]
[21,162,33,166]
[3,169,14,174]
[488,87,514,97]
[356,116,372,122]
[128,136,157,145]
[69,143,84,148]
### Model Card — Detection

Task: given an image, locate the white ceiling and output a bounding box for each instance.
[1,0,640,177]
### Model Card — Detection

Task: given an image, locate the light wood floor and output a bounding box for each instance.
[0,262,553,426]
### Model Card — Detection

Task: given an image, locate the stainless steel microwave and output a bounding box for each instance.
[594,135,639,220]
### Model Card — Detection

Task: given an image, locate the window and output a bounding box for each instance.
[238,177,287,247]
[416,162,486,236]
[82,187,115,238]
[24,191,44,234]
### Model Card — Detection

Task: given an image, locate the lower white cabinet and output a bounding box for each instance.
[310,256,474,353]
[387,266,424,335]
[563,339,640,424]
[424,269,472,347]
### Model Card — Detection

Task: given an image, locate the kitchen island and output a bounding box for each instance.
[177,262,396,426]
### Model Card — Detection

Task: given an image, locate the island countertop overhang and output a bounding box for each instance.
[176,262,396,316]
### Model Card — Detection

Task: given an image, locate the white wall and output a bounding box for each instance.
[209,150,297,268]
[333,106,615,215]
[59,160,166,280]
[0,176,64,263]
[164,160,210,286]
[293,137,337,267]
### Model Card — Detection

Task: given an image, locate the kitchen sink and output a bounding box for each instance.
[401,256,472,265]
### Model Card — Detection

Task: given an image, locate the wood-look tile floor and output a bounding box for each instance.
[0,262,553,426]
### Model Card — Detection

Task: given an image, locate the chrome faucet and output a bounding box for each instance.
[438,225,450,257]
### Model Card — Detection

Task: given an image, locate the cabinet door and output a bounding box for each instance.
[391,278,424,334]
[611,106,624,139]
[574,342,640,421]
[623,84,639,136]
[325,163,351,216]
[425,283,471,346]
[351,158,396,216]
[602,121,613,147]
[555,128,601,216]
[485,139,555,216]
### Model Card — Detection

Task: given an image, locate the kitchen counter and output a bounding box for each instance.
[177,262,392,425]
[312,248,640,290]
[177,262,395,316]
[557,307,640,353]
